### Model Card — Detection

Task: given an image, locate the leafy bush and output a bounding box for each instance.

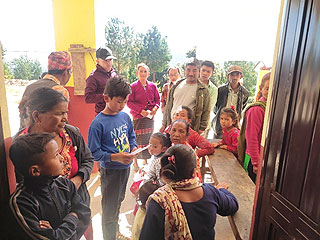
[10,55,42,80]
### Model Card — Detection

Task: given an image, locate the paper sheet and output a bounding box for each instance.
[130,144,150,155]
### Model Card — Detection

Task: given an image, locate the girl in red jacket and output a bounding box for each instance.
[212,106,240,156]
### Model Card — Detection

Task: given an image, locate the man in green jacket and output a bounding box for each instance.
[161,60,210,134]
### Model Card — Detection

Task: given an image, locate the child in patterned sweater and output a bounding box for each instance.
[144,132,171,186]
[212,106,240,157]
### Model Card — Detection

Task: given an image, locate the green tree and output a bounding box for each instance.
[0,42,13,79]
[10,55,42,80]
[4,63,13,79]
[211,61,257,98]
[138,26,172,82]
[186,46,197,59]
[127,33,144,83]
[212,62,225,87]
[105,17,136,77]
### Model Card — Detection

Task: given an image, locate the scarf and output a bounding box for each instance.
[149,177,202,240]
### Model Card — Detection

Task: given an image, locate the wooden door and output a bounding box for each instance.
[253,0,320,239]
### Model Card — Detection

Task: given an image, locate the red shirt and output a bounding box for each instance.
[164,126,215,158]
[220,127,240,156]
[188,128,215,157]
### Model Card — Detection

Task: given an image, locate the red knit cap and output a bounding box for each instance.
[48,51,72,70]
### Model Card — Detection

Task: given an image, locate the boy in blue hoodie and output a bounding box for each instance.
[88,77,137,240]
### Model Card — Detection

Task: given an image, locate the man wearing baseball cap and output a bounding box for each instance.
[19,51,73,129]
[213,65,249,138]
[84,47,118,114]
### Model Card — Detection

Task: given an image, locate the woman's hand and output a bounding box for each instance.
[216,182,229,190]
[219,145,227,150]
[159,126,166,133]
[39,220,52,229]
[253,166,258,174]
[70,175,83,190]
[140,110,148,117]
[150,106,158,116]
[212,142,221,148]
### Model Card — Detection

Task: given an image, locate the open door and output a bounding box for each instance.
[253,0,320,239]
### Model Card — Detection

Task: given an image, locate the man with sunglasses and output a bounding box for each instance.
[213,65,249,138]
[19,51,73,129]
[85,47,118,115]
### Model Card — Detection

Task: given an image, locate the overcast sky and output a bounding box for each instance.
[0,0,281,68]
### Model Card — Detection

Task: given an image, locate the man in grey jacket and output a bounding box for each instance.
[161,60,210,134]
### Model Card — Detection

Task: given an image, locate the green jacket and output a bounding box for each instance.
[162,78,210,132]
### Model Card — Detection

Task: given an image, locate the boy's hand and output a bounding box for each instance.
[216,182,229,190]
[39,220,52,229]
[70,175,83,190]
[111,152,136,165]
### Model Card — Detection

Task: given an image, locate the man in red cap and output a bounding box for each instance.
[19,51,73,128]
[84,47,118,115]
[213,65,249,138]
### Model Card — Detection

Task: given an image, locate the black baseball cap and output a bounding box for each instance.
[96,47,116,60]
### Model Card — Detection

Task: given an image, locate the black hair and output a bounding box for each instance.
[24,87,68,127]
[180,105,193,120]
[9,133,55,177]
[151,132,171,148]
[220,107,240,129]
[137,180,160,209]
[48,69,66,75]
[185,58,200,69]
[40,72,48,79]
[170,119,190,136]
[160,144,196,181]
[103,77,132,99]
[201,60,215,72]
[256,72,271,101]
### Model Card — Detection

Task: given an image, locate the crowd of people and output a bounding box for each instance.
[5,46,271,240]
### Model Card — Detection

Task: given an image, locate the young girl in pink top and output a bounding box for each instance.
[212,106,240,156]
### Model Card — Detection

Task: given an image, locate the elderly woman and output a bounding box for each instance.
[127,63,160,165]
[169,119,203,181]
[16,87,94,238]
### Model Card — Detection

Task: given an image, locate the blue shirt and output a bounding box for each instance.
[88,112,137,169]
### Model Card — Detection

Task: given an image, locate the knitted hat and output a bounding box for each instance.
[48,51,72,70]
